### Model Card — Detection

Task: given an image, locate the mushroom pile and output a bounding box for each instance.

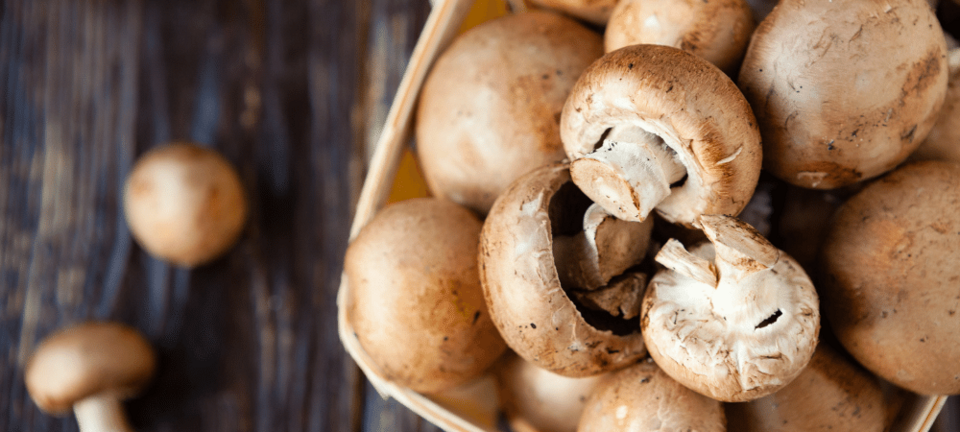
[345,0,960,430]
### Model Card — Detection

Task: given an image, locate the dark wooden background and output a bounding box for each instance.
[1,0,958,431]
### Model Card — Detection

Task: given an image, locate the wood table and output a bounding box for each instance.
[0,0,445,430]
[2,0,958,431]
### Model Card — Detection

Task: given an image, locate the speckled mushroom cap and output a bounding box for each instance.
[480,163,648,378]
[738,0,948,189]
[25,322,157,414]
[345,198,507,394]
[820,161,960,395]
[641,215,820,402]
[604,0,755,73]
[495,353,604,432]
[526,0,620,26]
[577,358,726,432]
[416,11,602,215]
[726,343,887,432]
[560,44,761,227]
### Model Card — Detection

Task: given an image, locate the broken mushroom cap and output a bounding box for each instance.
[738,0,949,189]
[123,142,248,267]
[641,214,820,402]
[25,322,156,431]
[481,163,650,377]
[726,343,887,432]
[560,44,762,227]
[820,161,960,395]
[578,358,726,432]
[604,0,755,74]
[416,11,602,215]
[495,353,605,432]
[525,0,619,26]
[345,198,507,394]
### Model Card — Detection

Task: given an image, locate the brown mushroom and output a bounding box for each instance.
[525,0,619,26]
[416,11,602,215]
[604,0,755,74]
[480,163,650,377]
[911,45,960,162]
[820,161,960,395]
[726,344,888,432]
[495,353,605,432]
[738,0,949,189]
[560,44,762,227]
[25,322,157,432]
[641,215,820,402]
[123,142,248,267]
[344,198,506,394]
[577,358,726,432]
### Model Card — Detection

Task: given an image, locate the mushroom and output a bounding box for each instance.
[577,358,726,432]
[911,44,960,162]
[737,0,949,189]
[480,163,650,377]
[604,0,755,74]
[416,11,602,215]
[123,142,248,267]
[495,353,605,432]
[344,198,507,394]
[25,322,157,432]
[524,0,619,26]
[560,44,762,227]
[820,161,960,395]
[726,343,888,432]
[640,214,820,402]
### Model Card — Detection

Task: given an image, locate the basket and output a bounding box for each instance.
[336,0,950,430]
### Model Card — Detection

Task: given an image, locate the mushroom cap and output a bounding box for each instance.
[604,0,755,73]
[738,0,949,189]
[495,353,604,432]
[345,198,507,394]
[525,0,619,25]
[416,11,602,215]
[480,163,647,377]
[911,50,960,162]
[577,358,726,432]
[726,343,887,432]
[641,215,820,402]
[123,142,248,267]
[820,161,960,395]
[25,322,157,414]
[560,44,762,227]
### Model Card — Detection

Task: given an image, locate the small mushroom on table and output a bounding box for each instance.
[25,322,157,432]
[560,44,762,227]
[123,142,248,267]
[481,163,651,377]
[578,358,726,432]
[641,214,820,402]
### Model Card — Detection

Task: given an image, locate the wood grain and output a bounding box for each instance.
[0,0,434,430]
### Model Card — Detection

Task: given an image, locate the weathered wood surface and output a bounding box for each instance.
[0,0,441,430]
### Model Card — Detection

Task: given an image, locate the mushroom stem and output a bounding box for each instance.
[699,214,779,282]
[655,239,718,287]
[73,393,133,432]
[569,127,685,222]
[553,203,652,290]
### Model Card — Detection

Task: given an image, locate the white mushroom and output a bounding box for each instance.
[640,214,820,402]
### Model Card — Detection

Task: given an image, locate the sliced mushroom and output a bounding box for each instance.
[641,214,820,402]
[416,11,602,215]
[345,198,507,394]
[481,163,649,377]
[726,344,887,432]
[820,161,960,395]
[25,322,157,432]
[495,353,605,432]
[738,0,949,189]
[604,0,755,74]
[578,358,726,432]
[560,44,762,227]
